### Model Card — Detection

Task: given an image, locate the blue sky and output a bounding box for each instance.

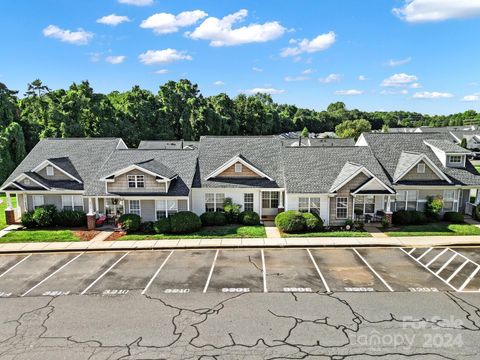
[1,0,480,114]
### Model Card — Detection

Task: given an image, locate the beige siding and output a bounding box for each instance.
[401,160,442,181]
[37,167,72,181]
[141,200,156,222]
[107,170,167,193]
[216,162,261,178]
[329,173,369,226]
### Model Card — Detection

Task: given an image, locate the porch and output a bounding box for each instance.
[351,194,393,223]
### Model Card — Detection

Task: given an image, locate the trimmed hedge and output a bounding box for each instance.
[169,211,202,234]
[32,205,58,227]
[154,217,171,234]
[21,211,37,228]
[475,205,480,221]
[213,212,227,226]
[200,212,216,226]
[118,214,141,232]
[302,212,323,231]
[56,210,87,227]
[392,210,428,226]
[239,211,260,225]
[275,211,306,233]
[140,221,155,234]
[443,212,464,224]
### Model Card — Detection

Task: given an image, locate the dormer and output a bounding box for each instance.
[205,154,273,180]
[393,151,451,184]
[31,157,83,183]
[423,140,470,168]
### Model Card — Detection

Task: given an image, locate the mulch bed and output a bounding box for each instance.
[73,229,101,241]
[106,231,127,241]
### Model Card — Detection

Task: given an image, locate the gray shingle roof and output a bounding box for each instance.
[362,133,480,186]
[135,159,177,179]
[48,157,83,181]
[329,162,364,192]
[393,151,424,182]
[285,138,355,147]
[138,140,198,150]
[424,139,471,154]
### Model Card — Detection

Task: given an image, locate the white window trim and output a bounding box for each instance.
[244,193,254,211]
[61,195,84,211]
[298,196,321,213]
[448,155,463,164]
[395,190,418,211]
[32,195,44,209]
[205,193,225,212]
[127,175,145,188]
[336,197,348,219]
[262,191,279,209]
[155,199,178,220]
[129,200,141,216]
[417,163,425,174]
[235,163,242,173]
[46,166,54,176]
[353,195,375,215]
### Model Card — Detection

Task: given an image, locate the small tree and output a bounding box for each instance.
[425,196,443,221]
[460,138,468,149]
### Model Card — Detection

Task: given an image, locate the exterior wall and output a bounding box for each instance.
[26,194,84,212]
[191,188,262,215]
[216,162,261,178]
[329,173,370,226]
[285,193,329,224]
[107,170,167,193]
[402,161,441,181]
[122,198,188,222]
[18,178,43,189]
[37,167,71,181]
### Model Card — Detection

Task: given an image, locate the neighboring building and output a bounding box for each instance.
[2,134,480,229]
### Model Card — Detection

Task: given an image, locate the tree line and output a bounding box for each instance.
[0,78,479,184]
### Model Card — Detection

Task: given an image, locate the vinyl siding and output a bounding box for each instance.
[107,170,167,193]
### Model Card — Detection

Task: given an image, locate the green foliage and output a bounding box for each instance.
[32,205,58,227]
[200,212,216,226]
[118,214,141,232]
[55,210,86,227]
[460,138,467,148]
[443,212,464,224]
[335,119,372,139]
[302,212,323,231]
[301,126,309,138]
[239,210,260,225]
[169,211,202,234]
[275,210,306,233]
[381,218,391,229]
[223,197,242,223]
[475,205,480,221]
[21,211,37,228]
[393,210,428,225]
[213,212,227,226]
[425,196,443,220]
[154,218,171,234]
[139,221,155,234]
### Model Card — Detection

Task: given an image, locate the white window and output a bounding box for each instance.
[244,193,254,211]
[443,190,457,211]
[32,195,44,209]
[417,163,425,174]
[354,195,375,216]
[395,190,418,211]
[262,192,279,209]
[46,166,54,176]
[448,155,462,164]
[62,195,84,211]
[129,200,141,216]
[298,197,321,216]
[205,193,225,212]
[127,175,145,188]
[235,163,242,173]
[336,197,348,219]
[155,200,178,219]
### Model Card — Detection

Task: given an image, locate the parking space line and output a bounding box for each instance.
[458,266,480,292]
[416,248,433,260]
[81,252,129,295]
[446,260,469,283]
[435,253,457,276]
[352,248,394,292]
[203,249,219,293]
[22,253,84,297]
[408,248,416,255]
[141,250,173,295]
[426,248,448,267]
[306,249,330,293]
[261,249,267,293]
[0,254,32,279]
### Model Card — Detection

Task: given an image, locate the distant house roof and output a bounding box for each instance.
[134,159,178,179]
[424,139,471,154]
[138,140,198,150]
[285,138,355,147]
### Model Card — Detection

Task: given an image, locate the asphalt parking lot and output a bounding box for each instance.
[0,247,479,298]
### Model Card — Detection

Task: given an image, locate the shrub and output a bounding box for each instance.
[154,217,171,234]
[223,197,241,223]
[425,196,443,221]
[476,205,480,221]
[169,211,202,234]
[32,205,58,227]
[213,212,227,226]
[56,210,87,227]
[200,212,216,226]
[139,221,155,234]
[275,210,306,233]
[21,211,37,228]
[344,219,355,229]
[443,212,464,224]
[239,210,260,225]
[393,210,427,225]
[381,218,390,229]
[354,220,365,231]
[118,214,141,232]
[302,212,323,231]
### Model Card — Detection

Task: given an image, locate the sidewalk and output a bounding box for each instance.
[1,235,480,253]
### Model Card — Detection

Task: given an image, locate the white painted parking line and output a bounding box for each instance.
[81,252,129,295]
[203,249,219,293]
[458,265,480,292]
[306,249,330,293]
[352,248,394,292]
[261,249,267,293]
[408,248,416,255]
[141,250,173,295]
[416,248,433,261]
[426,248,448,267]
[446,260,469,283]
[0,254,32,279]
[435,253,457,276]
[22,253,84,297]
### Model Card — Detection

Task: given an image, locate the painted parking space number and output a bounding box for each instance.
[222,288,250,293]
[283,287,312,292]
[164,289,190,294]
[345,287,374,292]
[409,287,438,292]
[0,292,12,298]
[102,289,129,296]
[42,291,70,296]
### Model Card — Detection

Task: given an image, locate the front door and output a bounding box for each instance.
[262,191,279,216]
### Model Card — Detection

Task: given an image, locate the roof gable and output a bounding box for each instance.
[32,157,83,183]
[393,151,451,184]
[205,154,273,181]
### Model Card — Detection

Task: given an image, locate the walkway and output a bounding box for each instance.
[263,221,282,238]
[0,224,23,238]
[364,224,389,238]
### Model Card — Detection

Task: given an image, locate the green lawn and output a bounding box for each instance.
[0,194,17,230]
[121,225,266,240]
[387,223,480,237]
[0,230,80,243]
[282,231,371,238]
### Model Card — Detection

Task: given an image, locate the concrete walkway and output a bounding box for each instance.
[263,221,282,238]
[0,224,23,238]
[364,224,389,238]
[90,229,115,242]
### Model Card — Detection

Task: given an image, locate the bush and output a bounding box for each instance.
[302,212,323,231]
[475,205,480,221]
[154,217,171,234]
[425,196,443,221]
[139,221,155,234]
[21,211,37,228]
[381,218,390,229]
[393,210,428,225]
[200,212,216,226]
[32,205,58,227]
[443,212,464,224]
[169,211,202,234]
[118,214,141,232]
[275,210,306,233]
[223,197,241,223]
[239,210,260,225]
[213,212,227,226]
[56,210,87,227]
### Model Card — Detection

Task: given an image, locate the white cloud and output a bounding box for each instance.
[410,82,422,88]
[393,0,480,22]
[335,89,363,96]
[89,52,102,62]
[139,49,192,65]
[302,68,315,75]
[140,10,207,34]
[105,55,126,64]
[280,31,336,57]
[462,93,480,102]
[319,73,341,84]
[252,67,263,72]
[387,57,412,67]
[155,69,169,74]
[284,76,309,82]
[97,14,131,26]
[214,80,225,86]
[358,75,367,81]
[118,0,153,6]
[188,9,286,47]
[381,89,409,95]
[382,73,418,87]
[42,25,93,45]
[241,87,285,95]
[413,91,454,99]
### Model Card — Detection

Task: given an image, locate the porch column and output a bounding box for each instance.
[87,197,96,230]
[384,195,393,226]
[278,191,284,213]
[5,193,13,210]
[352,196,355,221]
[95,197,99,213]
[4,193,15,225]
[386,195,391,212]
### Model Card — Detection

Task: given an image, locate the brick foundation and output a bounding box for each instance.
[87,214,96,230]
[5,210,15,225]
[384,212,393,226]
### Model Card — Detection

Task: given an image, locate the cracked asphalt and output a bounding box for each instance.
[1,247,480,359]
